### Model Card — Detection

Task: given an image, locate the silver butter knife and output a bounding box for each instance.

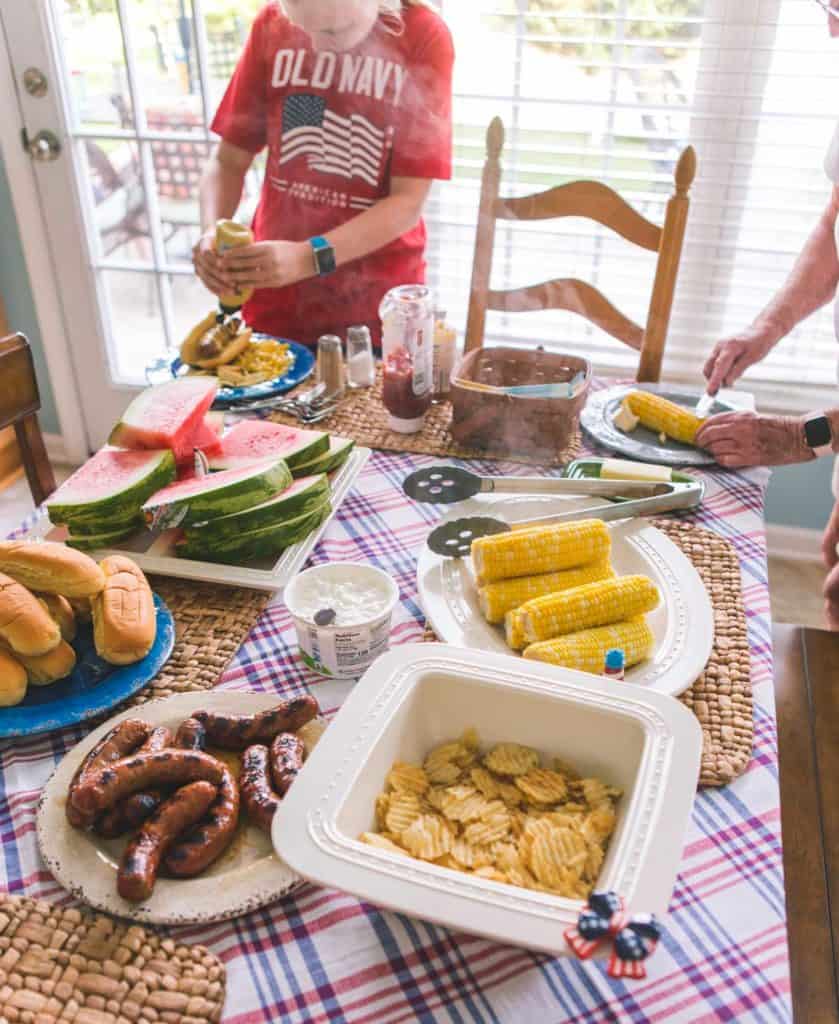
[694,390,715,418]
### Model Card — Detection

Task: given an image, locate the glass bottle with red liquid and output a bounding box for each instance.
[379,285,434,433]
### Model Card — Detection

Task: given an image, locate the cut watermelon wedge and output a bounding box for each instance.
[208,420,329,472]
[109,378,218,463]
[142,457,292,528]
[46,448,176,526]
[290,437,355,478]
[187,417,224,461]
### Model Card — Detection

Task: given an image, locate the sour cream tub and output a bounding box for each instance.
[285,563,400,679]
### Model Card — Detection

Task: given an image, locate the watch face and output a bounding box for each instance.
[315,245,336,275]
[805,416,832,448]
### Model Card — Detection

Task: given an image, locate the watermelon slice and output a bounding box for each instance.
[182,474,329,544]
[207,420,329,472]
[142,457,292,527]
[290,437,355,479]
[46,448,176,526]
[109,378,218,463]
[186,417,224,462]
[65,523,140,552]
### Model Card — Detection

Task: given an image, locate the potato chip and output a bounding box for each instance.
[461,727,480,752]
[484,742,540,777]
[583,843,605,882]
[401,814,453,860]
[424,786,448,812]
[491,841,522,872]
[581,804,617,845]
[359,832,406,855]
[528,827,588,890]
[469,767,500,799]
[514,768,568,805]
[552,756,581,780]
[440,785,487,823]
[450,838,494,869]
[495,781,525,807]
[374,793,390,830]
[463,802,511,846]
[472,866,508,884]
[387,761,429,796]
[434,853,467,871]
[425,761,463,786]
[385,792,422,834]
[581,778,621,806]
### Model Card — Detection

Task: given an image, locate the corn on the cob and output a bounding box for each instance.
[478,560,615,624]
[513,574,659,649]
[625,391,703,445]
[505,608,526,650]
[523,616,654,674]
[471,519,611,586]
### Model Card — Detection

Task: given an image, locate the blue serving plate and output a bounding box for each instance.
[168,334,314,409]
[0,594,175,739]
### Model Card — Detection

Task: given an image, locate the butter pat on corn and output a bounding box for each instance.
[600,458,672,483]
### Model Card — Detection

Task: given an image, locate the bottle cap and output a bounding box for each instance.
[605,649,625,670]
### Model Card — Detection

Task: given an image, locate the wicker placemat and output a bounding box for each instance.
[269,366,582,467]
[422,520,753,789]
[131,576,271,706]
[0,895,225,1023]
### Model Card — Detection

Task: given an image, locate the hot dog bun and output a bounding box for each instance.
[92,556,155,665]
[0,573,61,656]
[1,638,77,686]
[39,593,77,643]
[0,541,105,598]
[0,648,27,706]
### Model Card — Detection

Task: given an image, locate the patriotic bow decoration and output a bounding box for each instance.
[564,891,661,979]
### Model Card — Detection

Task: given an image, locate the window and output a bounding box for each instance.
[426,0,839,413]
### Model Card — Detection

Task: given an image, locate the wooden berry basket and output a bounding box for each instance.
[449,347,591,458]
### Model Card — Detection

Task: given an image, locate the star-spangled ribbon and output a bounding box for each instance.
[563,891,661,979]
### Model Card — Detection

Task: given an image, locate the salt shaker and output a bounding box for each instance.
[316,334,345,398]
[346,325,376,388]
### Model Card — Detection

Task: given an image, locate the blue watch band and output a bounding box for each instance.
[310,236,336,276]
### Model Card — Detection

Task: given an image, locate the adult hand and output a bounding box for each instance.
[702,329,775,395]
[824,562,839,630]
[192,229,231,297]
[823,500,839,569]
[219,241,314,291]
[694,411,813,468]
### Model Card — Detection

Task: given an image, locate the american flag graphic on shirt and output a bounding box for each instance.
[278,93,386,190]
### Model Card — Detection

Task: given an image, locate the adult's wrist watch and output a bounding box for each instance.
[802,413,834,457]
[309,236,336,276]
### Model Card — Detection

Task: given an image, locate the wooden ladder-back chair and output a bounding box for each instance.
[0,333,56,505]
[464,117,697,383]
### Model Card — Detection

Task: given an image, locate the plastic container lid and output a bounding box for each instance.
[605,648,626,670]
[388,414,426,434]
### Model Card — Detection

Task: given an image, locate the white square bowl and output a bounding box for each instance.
[273,644,701,956]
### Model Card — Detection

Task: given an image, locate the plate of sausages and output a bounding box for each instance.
[36,690,327,924]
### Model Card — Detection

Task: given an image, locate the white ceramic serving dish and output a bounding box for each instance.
[20,447,369,591]
[417,495,714,696]
[273,644,702,957]
[37,691,325,925]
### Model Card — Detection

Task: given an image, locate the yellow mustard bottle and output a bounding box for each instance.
[215,219,254,315]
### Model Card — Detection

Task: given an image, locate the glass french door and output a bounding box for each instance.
[1,0,262,448]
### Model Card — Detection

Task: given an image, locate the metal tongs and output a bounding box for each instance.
[402,466,703,557]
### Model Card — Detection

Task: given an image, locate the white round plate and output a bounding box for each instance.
[37,691,325,925]
[417,495,714,696]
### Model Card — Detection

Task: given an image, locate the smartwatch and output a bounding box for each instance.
[803,413,834,457]
[309,236,336,276]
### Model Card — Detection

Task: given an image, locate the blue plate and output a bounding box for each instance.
[0,594,175,739]
[169,334,314,409]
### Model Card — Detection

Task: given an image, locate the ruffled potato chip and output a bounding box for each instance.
[463,802,511,846]
[469,767,501,799]
[514,768,568,805]
[387,761,429,796]
[450,839,494,869]
[484,742,540,777]
[359,832,406,855]
[385,792,422,834]
[374,793,390,830]
[440,785,488,823]
[401,814,453,860]
[581,778,622,806]
[472,866,508,884]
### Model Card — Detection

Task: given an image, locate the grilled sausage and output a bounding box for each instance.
[66,718,150,828]
[93,726,173,838]
[174,717,206,751]
[163,761,240,877]
[270,732,305,797]
[70,750,227,825]
[192,694,319,751]
[238,745,281,834]
[117,781,217,902]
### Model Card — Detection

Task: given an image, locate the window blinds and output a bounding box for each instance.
[426,0,839,413]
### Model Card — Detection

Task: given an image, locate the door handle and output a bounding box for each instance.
[24,129,61,162]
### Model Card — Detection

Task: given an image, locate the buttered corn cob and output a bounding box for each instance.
[478,560,615,624]
[472,519,611,586]
[523,616,654,674]
[625,391,703,445]
[506,574,659,650]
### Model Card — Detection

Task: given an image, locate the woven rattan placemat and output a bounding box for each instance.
[422,519,753,789]
[131,576,271,707]
[269,366,582,467]
[0,895,225,1023]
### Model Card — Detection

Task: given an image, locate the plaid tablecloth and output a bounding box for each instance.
[1,444,790,1023]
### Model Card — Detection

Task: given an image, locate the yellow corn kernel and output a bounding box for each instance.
[471,519,611,586]
[478,560,615,624]
[523,616,654,674]
[518,574,659,646]
[625,391,702,445]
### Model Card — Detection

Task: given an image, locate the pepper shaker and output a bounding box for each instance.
[316,335,346,398]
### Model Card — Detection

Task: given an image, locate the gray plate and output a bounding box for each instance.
[580,383,735,467]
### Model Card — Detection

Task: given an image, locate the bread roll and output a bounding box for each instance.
[92,556,156,665]
[39,593,77,643]
[0,639,76,686]
[0,541,105,598]
[0,573,61,656]
[0,649,28,706]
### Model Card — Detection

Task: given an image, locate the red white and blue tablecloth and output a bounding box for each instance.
[3,439,789,1023]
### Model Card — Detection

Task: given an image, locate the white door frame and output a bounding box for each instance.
[0,5,88,463]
